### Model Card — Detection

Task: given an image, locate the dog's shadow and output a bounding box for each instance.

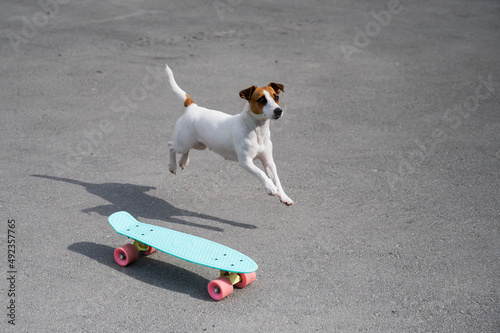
[32,175,256,231]
[67,242,212,301]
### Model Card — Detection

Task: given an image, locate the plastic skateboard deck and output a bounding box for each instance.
[108,211,258,300]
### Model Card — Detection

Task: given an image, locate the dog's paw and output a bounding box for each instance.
[179,155,189,170]
[265,183,279,196]
[169,159,177,174]
[169,164,177,174]
[279,192,294,206]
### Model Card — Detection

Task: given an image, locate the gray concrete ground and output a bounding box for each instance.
[1,0,499,332]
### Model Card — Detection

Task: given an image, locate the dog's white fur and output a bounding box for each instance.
[165,65,293,206]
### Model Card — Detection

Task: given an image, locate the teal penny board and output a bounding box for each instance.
[108,211,258,273]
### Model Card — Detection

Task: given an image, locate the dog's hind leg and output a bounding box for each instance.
[179,152,189,170]
[179,141,207,170]
[168,141,177,174]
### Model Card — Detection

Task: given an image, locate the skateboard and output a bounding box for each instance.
[108,211,258,301]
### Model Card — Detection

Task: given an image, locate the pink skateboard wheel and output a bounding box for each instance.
[143,247,157,256]
[208,277,233,301]
[114,244,139,267]
[235,272,256,289]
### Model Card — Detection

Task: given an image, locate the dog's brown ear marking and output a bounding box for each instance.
[268,83,284,94]
[239,86,257,100]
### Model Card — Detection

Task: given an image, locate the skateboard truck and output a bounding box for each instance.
[133,240,149,252]
[220,271,242,285]
[132,240,157,256]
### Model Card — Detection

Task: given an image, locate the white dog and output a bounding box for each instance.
[165,65,293,206]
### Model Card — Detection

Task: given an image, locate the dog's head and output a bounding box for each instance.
[239,83,284,120]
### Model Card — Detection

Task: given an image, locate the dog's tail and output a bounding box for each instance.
[165,64,195,108]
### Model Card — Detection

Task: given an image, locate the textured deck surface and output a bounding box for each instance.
[109,211,258,273]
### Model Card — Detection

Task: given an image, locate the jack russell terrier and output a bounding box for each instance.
[165,65,293,206]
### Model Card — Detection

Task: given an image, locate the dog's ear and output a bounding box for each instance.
[268,83,284,94]
[239,86,257,100]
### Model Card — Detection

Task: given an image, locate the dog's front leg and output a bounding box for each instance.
[260,153,294,206]
[238,157,279,197]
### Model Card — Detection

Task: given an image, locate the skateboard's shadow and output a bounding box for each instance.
[68,241,212,301]
[32,175,256,231]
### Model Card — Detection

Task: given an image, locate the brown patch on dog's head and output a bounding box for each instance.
[239,83,284,115]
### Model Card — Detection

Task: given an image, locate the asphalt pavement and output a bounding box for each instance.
[1,0,499,332]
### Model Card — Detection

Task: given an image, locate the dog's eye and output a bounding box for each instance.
[258,97,267,104]
[274,95,279,101]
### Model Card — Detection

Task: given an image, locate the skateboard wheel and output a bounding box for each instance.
[114,244,139,267]
[208,277,233,301]
[143,247,157,256]
[235,272,256,289]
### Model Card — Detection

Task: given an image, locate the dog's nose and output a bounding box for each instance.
[274,108,283,118]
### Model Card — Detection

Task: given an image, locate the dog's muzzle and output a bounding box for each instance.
[273,107,283,119]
